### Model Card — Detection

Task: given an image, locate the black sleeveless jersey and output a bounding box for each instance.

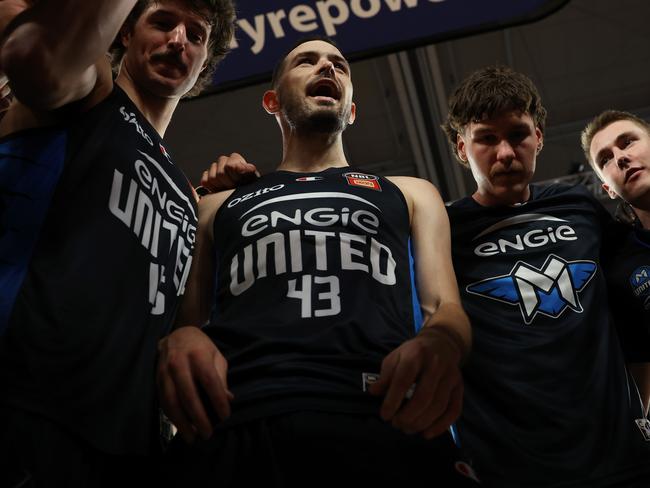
[603,223,650,363]
[205,168,418,424]
[447,184,650,487]
[0,86,197,455]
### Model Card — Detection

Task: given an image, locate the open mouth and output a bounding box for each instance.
[307,79,341,101]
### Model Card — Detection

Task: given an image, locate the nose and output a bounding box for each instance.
[317,58,335,77]
[613,147,630,169]
[168,23,187,51]
[496,139,516,163]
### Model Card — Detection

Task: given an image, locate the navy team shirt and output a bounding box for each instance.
[447,184,650,487]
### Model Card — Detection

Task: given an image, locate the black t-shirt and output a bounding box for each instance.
[204,168,419,425]
[603,221,650,362]
[0,86,197,455]
[447,184,650,487]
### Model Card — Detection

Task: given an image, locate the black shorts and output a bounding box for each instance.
[0,407,159,488]
[164,411,481,487]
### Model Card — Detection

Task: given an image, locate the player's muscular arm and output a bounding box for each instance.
[1,0,135,109]
[158,191,235,443]
[370,177,470,439]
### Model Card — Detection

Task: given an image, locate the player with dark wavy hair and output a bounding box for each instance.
[442,66,650,487]
[0,1,234,486]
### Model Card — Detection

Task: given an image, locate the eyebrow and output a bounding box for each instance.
[293,51,350,69]
[472,123,531,136]
[150,9,210,34]
[594,131,637,163]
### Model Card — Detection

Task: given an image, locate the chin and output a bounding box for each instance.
[147,71,195,97]
[290,110,344,134]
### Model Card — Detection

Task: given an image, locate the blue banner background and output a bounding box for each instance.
[209,0,569,92]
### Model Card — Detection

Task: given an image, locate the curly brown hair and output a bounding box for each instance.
[581,110,650,169]
[442,65,547,166]
[110,0,235,98]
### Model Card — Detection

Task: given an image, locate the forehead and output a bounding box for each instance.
[141,0,211,27]
[590,120,648,150]
[466,110,535,133]
[286,40,345,62]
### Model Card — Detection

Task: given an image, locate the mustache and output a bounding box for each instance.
[150,51,186,71]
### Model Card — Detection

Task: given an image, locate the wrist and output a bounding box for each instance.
[418,325,468,365]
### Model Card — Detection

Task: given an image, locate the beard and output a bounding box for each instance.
[279,90,352,134]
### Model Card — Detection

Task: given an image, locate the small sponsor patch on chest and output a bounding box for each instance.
[344,172,381,191]
[295,176,324,182]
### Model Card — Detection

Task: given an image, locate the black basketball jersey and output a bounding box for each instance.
[204,168,419,425]
[447,184,650,487]
[604,223,650,363]
[0,86,197,455]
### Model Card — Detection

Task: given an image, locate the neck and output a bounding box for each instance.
[472,185,531,207]
[634,206,650,229]
[277,129,349,172]
[115,73,179,138]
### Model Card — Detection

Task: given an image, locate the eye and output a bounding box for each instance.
[506,130,530,146]
[154,20,174,31]
[188,30,204,44]
[297,57,315,66]
[623,136,636,147]
[477,134,498,145]
[334,62,347,72]
[599,154,612,168]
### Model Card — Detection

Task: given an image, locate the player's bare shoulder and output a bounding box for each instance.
[386,176,444,222]
[198,189,236,241]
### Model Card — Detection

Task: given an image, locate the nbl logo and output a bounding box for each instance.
[343,172,382,191]
[466,254,597,324]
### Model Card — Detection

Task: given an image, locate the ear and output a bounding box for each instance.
[535,127,544,153]
[601,182,618,200]
[456,133,468,163]
[263,90,280,115]
[347,102,356,125]
[120,25,131,49]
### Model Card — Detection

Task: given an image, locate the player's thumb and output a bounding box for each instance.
[368,355,397,396]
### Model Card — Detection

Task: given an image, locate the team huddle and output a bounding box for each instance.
[0,1,649,487]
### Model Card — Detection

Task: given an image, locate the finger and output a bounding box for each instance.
[422,382,463,440]
[158,373,197,444]
[209,161,220,180]
[399,372,451,435]
[0,97,11,113]
[200,170,210,189]
[392,356,442,429]
[381,353,421,421]
[199,354,232,421]
[171,360,214,440]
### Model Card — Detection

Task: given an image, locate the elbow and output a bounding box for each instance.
[2,32,73,109]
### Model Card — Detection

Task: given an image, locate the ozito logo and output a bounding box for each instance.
[344,172,381,191]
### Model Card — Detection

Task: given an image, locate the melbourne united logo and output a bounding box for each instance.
[630,266,650,309]
[466,254,597,324]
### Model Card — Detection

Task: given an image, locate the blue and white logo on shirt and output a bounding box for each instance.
[466,254,597,324]
[630,266,650,295]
